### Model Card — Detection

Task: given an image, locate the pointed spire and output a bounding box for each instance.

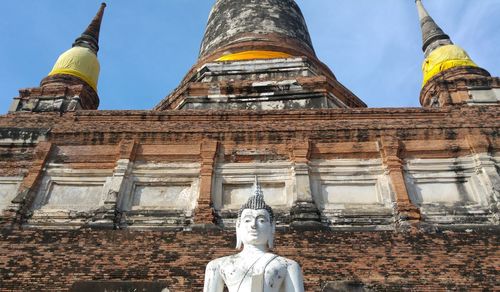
[73,3,107,54]
[415,0,452,55]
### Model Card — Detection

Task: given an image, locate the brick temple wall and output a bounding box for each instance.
[0,228,498,291]
[1,106,499,291]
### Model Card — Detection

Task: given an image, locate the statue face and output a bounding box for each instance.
[237,209,274,247]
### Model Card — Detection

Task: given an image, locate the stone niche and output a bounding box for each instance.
[404,157,493,224]
[118,162,200,228]
[27,160,201,229]
[29,164,114,228]
[0,177,23,213]
[212,162,294,226]
[310,159,394,228]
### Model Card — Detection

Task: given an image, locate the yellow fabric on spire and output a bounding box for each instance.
[216,50,292,61]
[422,45,477,86]
[48,46,100,91]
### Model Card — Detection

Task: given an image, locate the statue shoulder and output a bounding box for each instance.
[266,255,301,269]
[206,255,236,270]
[273,256,302,272]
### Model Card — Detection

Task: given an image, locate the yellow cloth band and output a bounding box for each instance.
[216,50,292,61]
[49,68,98,91]
[422,45,477,86]
[48,46,100,91]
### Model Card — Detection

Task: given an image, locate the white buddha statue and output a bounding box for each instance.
[203,180,305,292]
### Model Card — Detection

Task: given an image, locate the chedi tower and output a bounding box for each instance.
[9,3,106,113]
[415,0,500,107]
[155,0,366,110]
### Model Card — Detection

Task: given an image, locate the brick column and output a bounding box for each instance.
[194,140,218,225]
[290,139,321,227]
[379,138,420,228]
[9,142,53,226]
[93,139,137,229]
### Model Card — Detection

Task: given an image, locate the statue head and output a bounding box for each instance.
[236,178,276,250]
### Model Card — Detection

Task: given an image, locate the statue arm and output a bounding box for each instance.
[203,260,225,292]
[284,261,304,292]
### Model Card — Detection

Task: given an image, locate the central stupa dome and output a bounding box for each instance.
[199,0,315,59]
[155,0,367,110]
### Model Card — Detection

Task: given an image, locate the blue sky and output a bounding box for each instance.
[1,0,499,113]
